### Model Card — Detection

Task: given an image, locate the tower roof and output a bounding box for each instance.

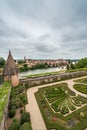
[3,50,18,76]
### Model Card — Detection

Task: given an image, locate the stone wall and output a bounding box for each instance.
[20,71,87,86]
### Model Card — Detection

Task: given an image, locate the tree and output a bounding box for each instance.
[70,63,75,69]
[75,58,87,69]
[20,112,30,125]
[18,60,25,64]
[0,57,5,68]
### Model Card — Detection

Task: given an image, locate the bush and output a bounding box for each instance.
[80,112,85,118]
[20,112,30,125]
[20,122,32,130]
[9,108,16,118]
[8,118,20,130]
[20,109,24,114]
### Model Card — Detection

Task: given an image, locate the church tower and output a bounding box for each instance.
[3,50,19,87]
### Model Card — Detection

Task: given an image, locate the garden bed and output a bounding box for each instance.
[73,84,87,94]
[6,84,32,130]
[35,83,87,130]
[74,78,87,84]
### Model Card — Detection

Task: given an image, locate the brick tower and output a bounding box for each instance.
[3,50,19,87]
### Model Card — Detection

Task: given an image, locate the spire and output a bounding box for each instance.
[3,51,19,76]
[9,50,11,55]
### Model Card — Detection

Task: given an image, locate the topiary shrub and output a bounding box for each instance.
[11,98,23,108]
[20,109,24,114]
[8,118,20,130]
[80,112,85,118]
[20,112,30,125]
[20,122,32,130]
[9,108,16,118]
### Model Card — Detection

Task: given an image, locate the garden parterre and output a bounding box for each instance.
[35,83,87,130]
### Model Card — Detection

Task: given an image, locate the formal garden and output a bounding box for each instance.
[74,78,87,84]
[35,83,87,130]
[72,78,87,95]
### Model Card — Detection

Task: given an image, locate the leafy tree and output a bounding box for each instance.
[0,57,5,68]
[75,58,87,69]
[20,112,30,125]
[18,60,25,64]
[67,64,70,70]
[70,63,75,69]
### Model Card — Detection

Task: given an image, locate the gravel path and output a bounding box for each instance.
[26,76,87,130]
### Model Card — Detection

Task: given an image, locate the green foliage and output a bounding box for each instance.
[8,118,20,130]
[70,63,75,69]
[74,84,87,94]
[75,58,87,68]
[18,60,25,65]
[0,81,11,122]
[20,123,32,130]
[20,109,24,114]
[20,112,30,125]
[9,108,16,118]
[44,84,79,114]
[33,63,46,69]
[75,78,87,84]
[35,83,87,130]
[9,85,27,109]
[0,57,5,68]
[80,112,85,118]
[19,64,29,72]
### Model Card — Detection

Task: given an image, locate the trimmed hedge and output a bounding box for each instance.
[20,123,32,130]
[9,108,16,118]
[8,119,20,130]
[20,112,30,125]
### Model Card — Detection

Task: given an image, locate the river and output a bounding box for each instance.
[19,67,66,78]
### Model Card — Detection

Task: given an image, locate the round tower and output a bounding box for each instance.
[3,50,19,87]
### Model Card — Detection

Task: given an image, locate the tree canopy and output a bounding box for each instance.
[75,58,87,69]
[0,57,5,68]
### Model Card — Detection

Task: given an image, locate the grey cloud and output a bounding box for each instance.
[39,34,50,41]
[0,18,26,39]
[0,0,87,59]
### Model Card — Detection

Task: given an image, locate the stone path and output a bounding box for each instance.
[26,76,87,130]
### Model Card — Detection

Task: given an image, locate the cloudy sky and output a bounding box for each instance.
[0,0,87,59]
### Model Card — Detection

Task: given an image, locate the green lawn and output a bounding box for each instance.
[21,70,64,78]
[66,68,87,73]
[0,81,11,123]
